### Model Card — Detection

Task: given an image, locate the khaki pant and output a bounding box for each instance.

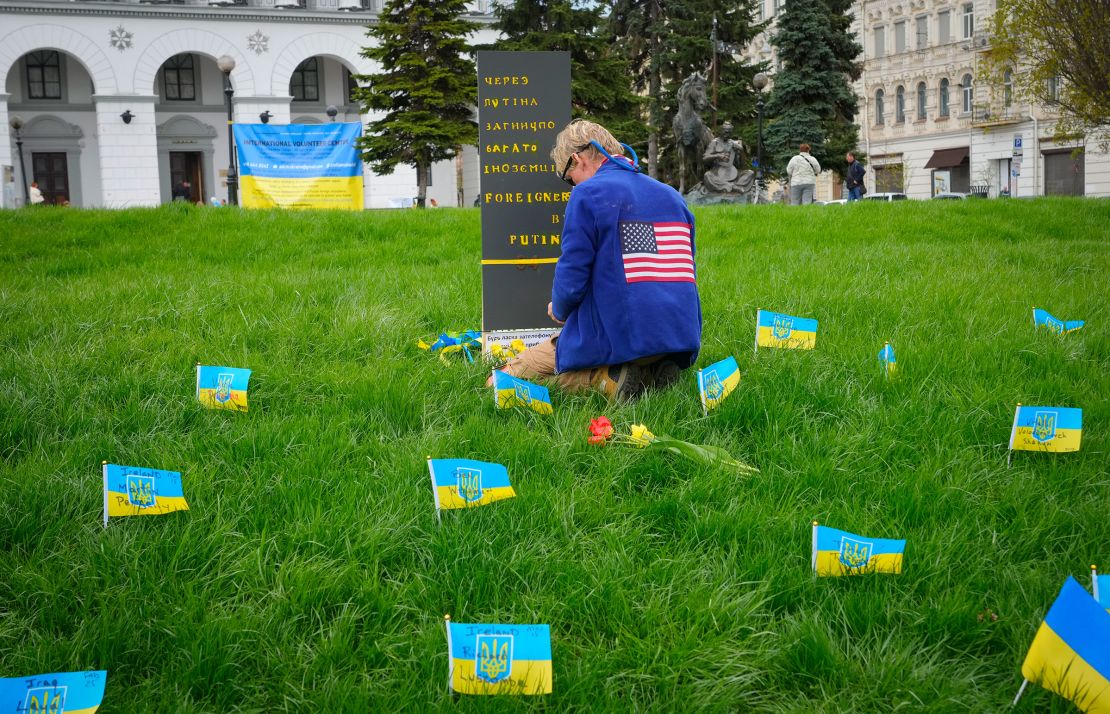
[499,334,668,398]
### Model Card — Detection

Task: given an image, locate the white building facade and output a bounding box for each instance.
[743,0,1108,200]
[1,0,497,208]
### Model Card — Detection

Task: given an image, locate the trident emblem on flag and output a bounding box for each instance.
[215,373,234,403]
[703,370,723,402]
[772,315,794,340]
[24,686,67,714]
[1032,411,1057,442]
[839,537,873,569]
[514,383,532,405]
[476,634,513,684]
[455,467,483,504]
[126,475,156,508]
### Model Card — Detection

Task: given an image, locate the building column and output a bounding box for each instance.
[94,94,160,207]
[0,94,16,208]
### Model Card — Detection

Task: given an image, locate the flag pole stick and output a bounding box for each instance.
[427,456,440,525]
[883,341,890,380]
[1012,678,1028,706]
[698,369,707,416]
[754,309,761,357]
[102,461,109,528]
[811,520,818,576]
[1007,403,1021,469]
[444,614,453,695]
[1093,565,1100,602]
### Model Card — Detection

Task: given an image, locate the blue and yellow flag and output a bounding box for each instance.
[1009,405,1082,453]
[234,122,364,210]
[1020,576,1110,712]
[196,365,251,412]
[428,458,516,511]
[755,309,818,350]
[1094,567,1110,613]
[812,522,905,576]
[492,370,553,415]
[878,342,897,376]
[446,619,552,695]
[697,356,741,413]
[1034,307,1084,334]
[102,463,189,526]
[0,670,107,714]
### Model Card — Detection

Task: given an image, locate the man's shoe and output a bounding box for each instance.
[649,358,683,391]
[609,363,648,401]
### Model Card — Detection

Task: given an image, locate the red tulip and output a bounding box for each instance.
[588,416,614,440]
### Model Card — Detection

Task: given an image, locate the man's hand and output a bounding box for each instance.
[547,302,565,326]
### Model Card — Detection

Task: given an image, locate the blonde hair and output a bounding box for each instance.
[551,120,622,173]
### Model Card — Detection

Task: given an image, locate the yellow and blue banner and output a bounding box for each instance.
[1034,307,1084,334]
[755,309,818,351]
[878,342,897,377]
[428,458,516,512]
[1094,566,1110,613]
[418,330,482,364]
[1009,404,1082,454]
[102,463,189,526]
[492,370,553,415]
[697,356,740,413]
[0,670,107,714]
[196,365,251,412]
[812,522,905,576]
[1018,576,1110,712]
[445,618,552,695]
[234,122,363,210]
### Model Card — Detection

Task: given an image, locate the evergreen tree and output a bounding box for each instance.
[764,0,862,179]
[491,1,645,148]
[611,0,765,184]
[355,0,478,208]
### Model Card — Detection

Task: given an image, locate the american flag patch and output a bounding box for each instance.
[620,221,695,283]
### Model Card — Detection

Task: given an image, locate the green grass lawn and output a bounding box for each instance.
[0,198,1107,712]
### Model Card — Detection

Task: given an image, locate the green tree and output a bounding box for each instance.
[355,0,478,208]
[986,0,1110,144]
[764,0,861,179]
[491,1,645,148]
[611,0,765,184]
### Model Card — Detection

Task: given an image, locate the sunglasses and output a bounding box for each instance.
[559,143,593,186]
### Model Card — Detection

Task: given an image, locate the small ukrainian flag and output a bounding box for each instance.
[1009,404,1082,454]
[445,617,552,695]
[755,309,818,351]
[697,356,741,413]
[1093,566,1110,613]
[1033,307,1084,334]
[812,522,905,576]
[102,463,189,526]
[427,458,516,512]
[0,670,108,714]
[196,365,251,412]
[878,342,897,377]
[492,370,553,415]
[1017,576,1110,712]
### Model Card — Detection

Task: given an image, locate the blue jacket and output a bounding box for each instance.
[551,160,702,373]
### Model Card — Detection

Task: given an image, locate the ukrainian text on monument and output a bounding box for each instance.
[477,51,571,350]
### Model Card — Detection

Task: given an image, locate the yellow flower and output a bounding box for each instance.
[628,424,656,448]
[510,339,526,354]
[489,343,504,356]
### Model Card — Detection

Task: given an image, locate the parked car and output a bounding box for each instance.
[861,192,909,201]
[932,192,971,200]
[816,199,848,205]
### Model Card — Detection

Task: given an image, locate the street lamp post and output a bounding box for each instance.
[753,72,769,203]
[9,116,29,206]
[217,54,239,206]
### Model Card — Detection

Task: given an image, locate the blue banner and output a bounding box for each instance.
[233,123,363,209]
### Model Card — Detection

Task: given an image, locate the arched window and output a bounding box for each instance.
[162,54,195,101]
[916,82,927,120]
[939,78,950,117]
[290,58,319,102]
[1003,69,1013,107]
[875,89,885,125]
[961,73,973,113]
[895,85,905,123]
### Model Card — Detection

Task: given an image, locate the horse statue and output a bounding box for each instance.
[672,73,713,195]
